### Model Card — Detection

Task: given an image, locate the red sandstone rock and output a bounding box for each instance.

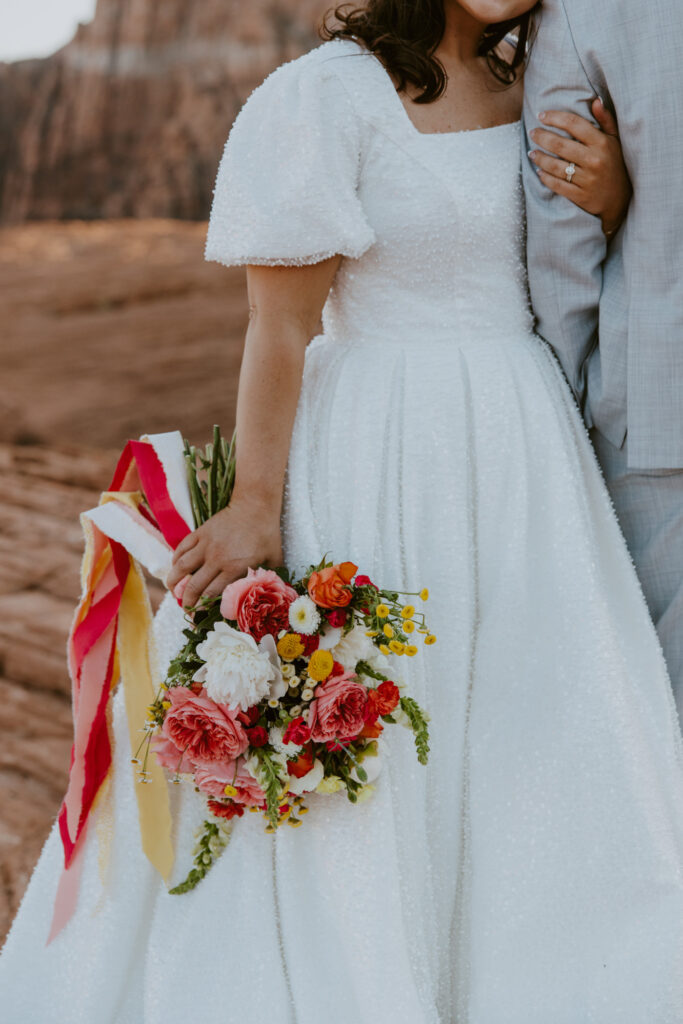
[0,0,331,223]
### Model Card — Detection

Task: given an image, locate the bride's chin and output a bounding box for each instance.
[456,0,537,23]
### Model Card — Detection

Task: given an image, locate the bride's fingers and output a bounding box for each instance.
[529,149,585,188]
[535,167,583,204]
[172,530,200,564]
[198,572,233,605]
[167,542,205,589]
[182,565,221,610]
[529,126,586,166]
[537,109,599,146]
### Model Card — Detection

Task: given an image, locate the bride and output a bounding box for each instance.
[3,1,683,1021]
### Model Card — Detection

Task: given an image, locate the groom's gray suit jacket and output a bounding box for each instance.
[523,0,683,470]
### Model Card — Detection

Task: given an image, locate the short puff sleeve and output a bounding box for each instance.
[205,53,376,267]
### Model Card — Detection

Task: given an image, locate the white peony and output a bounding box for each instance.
[332,623,380,673]
[194,621,279,711]
[318,624,343,650]
[288,595,321,635]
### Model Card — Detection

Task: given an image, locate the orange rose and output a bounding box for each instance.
[307,562,358,609]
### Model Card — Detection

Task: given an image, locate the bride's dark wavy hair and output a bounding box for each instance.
[321,1,540,102]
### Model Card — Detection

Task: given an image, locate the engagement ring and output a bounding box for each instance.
[565,162,577,183]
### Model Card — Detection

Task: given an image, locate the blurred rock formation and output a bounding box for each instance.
[0,0,330,223]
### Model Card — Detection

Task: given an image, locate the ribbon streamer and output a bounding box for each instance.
[49,433,193,943]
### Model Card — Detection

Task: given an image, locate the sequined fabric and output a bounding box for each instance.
[3,38,683,1024]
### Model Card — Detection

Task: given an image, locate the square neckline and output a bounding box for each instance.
[350,39,521,139]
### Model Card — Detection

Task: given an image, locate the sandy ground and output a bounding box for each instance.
[0,220,247,943]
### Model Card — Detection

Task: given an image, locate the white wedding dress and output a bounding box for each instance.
[3,39,683,1024]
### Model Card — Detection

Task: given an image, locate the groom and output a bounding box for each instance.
[523,0,683,722]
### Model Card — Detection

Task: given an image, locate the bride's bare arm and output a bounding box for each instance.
[528,98,632,239]
[167,256,341,608]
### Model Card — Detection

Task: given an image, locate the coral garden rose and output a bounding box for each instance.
[152,735,194,775]
[162,687,248,764]
[307,562,358,609]
[221,567,297,642]
[308,670,368,743]
[195,758,265,806]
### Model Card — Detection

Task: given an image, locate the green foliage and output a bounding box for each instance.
[169,820,230,894]
[183,425,236,528]
[400,696,431,765]
[254,748,284,827]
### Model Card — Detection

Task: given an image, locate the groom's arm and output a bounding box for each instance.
[522,0,607,415]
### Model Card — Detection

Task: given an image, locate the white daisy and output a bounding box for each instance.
[288,595,321,635]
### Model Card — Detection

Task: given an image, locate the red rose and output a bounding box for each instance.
[207,799,245,820]
[300,633,320,657]
[364,689,381,724]
[326,609,348,628]
[162,688,248,763]
[376,681,400,715]
[308,562,358,609]
[247,725,269,747]
[220,567,297,642]
[308,670,368,743]
[282,716,311,746]
[288,744,315,779]
[354,575,378,590]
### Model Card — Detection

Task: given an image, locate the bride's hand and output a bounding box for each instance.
[528,98,632,239]
[167,496,284,609]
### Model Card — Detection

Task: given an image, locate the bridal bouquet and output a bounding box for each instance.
[135,430,434,893]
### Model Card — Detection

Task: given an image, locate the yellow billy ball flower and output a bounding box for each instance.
[277,633,305,661]
[405,644,419,657]
[420,588,429,601]
[389,640,405,655]
[383,623,394,638]
[308,648,334,682]
[224,784,238,798]
[424,634,437,646]
[379,643,391,656]
[403,620,416,634]
[401,604,415,619]
[375,603,390,618]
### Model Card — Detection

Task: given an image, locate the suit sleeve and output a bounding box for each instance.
[522,0,607,415]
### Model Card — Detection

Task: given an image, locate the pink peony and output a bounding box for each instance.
[220,568,298,642]
[161,687,248,764]
[308,671,368,744]
[195,758,265,806]
[152,735,194,775]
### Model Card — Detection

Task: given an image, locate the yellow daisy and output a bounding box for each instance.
[401,604,415,619]
[420,588,429,601]
[277,632,305,661]
[424,634,437,646]
[383,623,394,638]
[405,645,419,657]
[403,620,416,634]
[375,603,390,618]
[389,640,405,655]
[308,648,334,682]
